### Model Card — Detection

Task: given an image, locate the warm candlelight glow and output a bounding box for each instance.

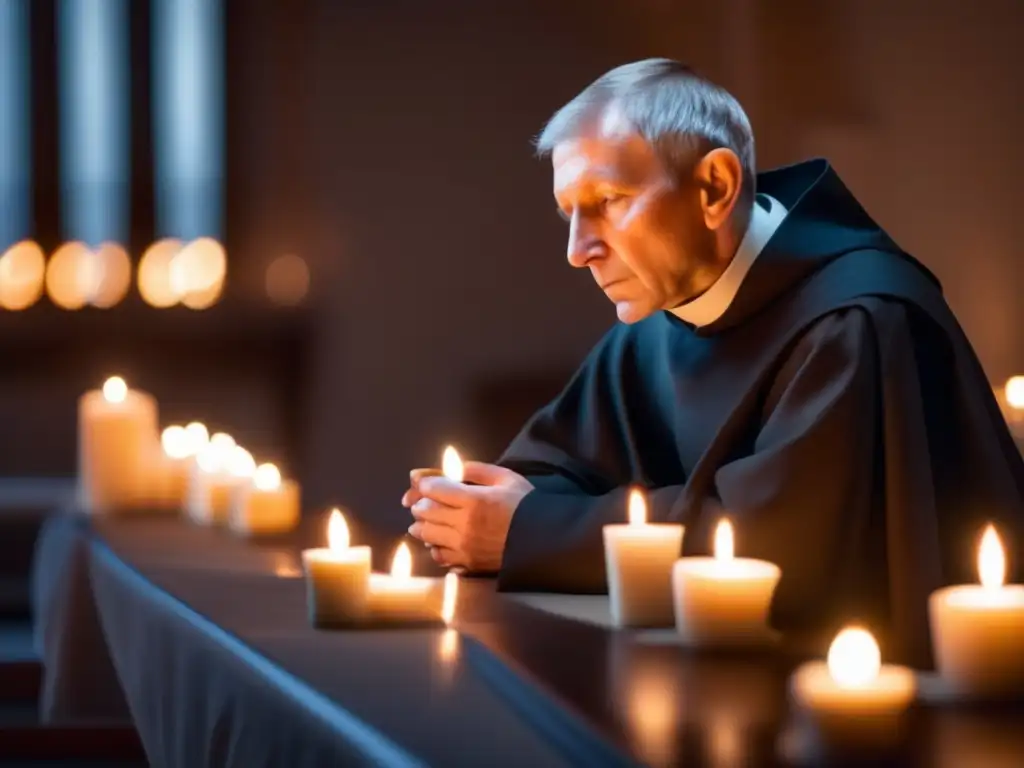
[254,463,281,491]
[327,509,350,551]
[978,525,1006,589]
[442,446,464,482]
[714,518,734,561]
[226,446,256,478]
[1005,376,1024,410]
[210,432,235,452]
[827,627,881,688]
[195,442,222,473]
[102,376,128,404]
[161,425,191,459]
[441,571,459,625]
[184,422,209,452]
[391,542,413,580]
[628,488,647,526]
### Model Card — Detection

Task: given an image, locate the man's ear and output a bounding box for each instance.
[694,148,744,231]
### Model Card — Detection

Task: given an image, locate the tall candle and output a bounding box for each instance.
[229,462,300,537]
[791,627,916,759]
[366,542,444,625]
[671,518,781,647]
[303,509,372,627]
[603,488,685,627]
[142,425,200,510]
[78,376,159,513]
[928,524,1024,699]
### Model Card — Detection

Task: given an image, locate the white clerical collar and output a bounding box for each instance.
[669,194,788,327]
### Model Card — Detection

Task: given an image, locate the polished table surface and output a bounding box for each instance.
[42,514,1024,767]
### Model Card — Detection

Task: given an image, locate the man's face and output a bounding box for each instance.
[552,122,716,324]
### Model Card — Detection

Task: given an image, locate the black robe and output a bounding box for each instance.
[496,158,1024,666]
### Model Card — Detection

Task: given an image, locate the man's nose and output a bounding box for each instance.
[566,213,602,268]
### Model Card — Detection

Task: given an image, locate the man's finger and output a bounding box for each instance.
[410,498,460,526]
[430,546,463,567]
[401,488,423,508]
[461,461,519,486]
[410,468,443,488]
[408,521,460,550]
[418,476,476,506]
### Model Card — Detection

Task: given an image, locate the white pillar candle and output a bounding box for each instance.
[928,524,1024,699]
[142,425,198,510]
[78,376,159,513]
[302,509,372,627]
[791,627,916,758]
[229,462,300,537]
[671,518,781,647]
[366,542,444,625]
[603,488,684,628]
[186,438,254,525]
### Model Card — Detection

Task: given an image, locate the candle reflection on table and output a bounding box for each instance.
[928,711,1024,768]
[607,635,785,768]
[434,572,461,691]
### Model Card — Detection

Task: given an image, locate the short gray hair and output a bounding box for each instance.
[535,59,756,198]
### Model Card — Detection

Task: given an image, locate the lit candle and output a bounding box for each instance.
[411,445,464,550]
[997,376,1024,443]
[671,518,781,647]
[603,488,685,627]
[143,425,200,510]
[229,462,301,537]
[78,376,159,513]
[366,542,444,625]
[928,524,1024,699]
[790,627,916,757]
[186,439,255,525]
[302,509,372,628]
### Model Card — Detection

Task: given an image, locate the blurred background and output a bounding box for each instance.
[1,0,1022,546]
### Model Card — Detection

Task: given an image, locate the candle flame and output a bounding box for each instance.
[184,421,209,453]
[195,442,224,473]
[442,446,464,482]
[978,524,1006,588]
[441,571,459,625]
[102,376,127,404]
[161,425,191,459]
[226,446,256,478]
[827,626,881,688]
[391,542,413,580]
[1006,376,1024,410]
[210,432,235,452]
[714,518,734,561]
[327,509,349,551]
[628,488,647,526]
[254,462,281,491]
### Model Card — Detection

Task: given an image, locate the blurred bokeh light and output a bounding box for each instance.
[45,241,91,310]
[265,253,309,306]
[0,240,46,310]
[138,238,183,308]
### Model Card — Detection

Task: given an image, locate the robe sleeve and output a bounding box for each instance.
[498,308,882,627]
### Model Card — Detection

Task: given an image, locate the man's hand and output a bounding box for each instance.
[403,462,534,572]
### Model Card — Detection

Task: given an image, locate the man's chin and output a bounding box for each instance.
[613,300,655,324]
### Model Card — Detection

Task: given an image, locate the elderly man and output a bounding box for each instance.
[403,59,1023,663]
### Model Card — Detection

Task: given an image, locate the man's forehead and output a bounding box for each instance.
[551,132,656,194]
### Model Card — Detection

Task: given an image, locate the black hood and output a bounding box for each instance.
[699,158,941,335]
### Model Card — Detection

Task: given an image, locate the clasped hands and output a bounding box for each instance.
[402,462,534,572]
